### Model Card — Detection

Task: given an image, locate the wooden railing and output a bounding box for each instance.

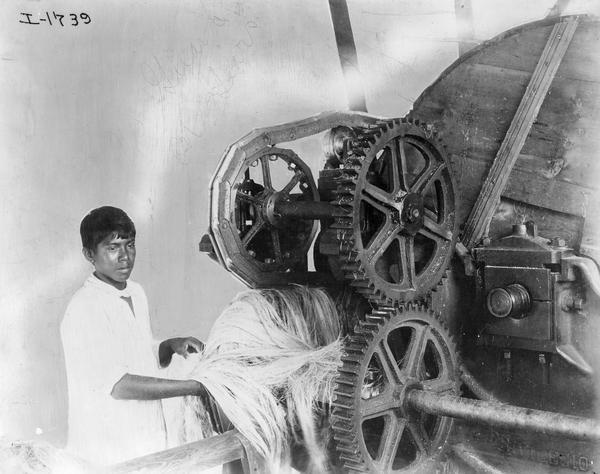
[111,429,264,474]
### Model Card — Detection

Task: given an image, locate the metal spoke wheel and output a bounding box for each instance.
[233,147,318,272]
[334,119,457,304]
[331,304,459,473]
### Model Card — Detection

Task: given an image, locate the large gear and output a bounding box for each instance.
[331,303,460,473]
[332,119,458,304]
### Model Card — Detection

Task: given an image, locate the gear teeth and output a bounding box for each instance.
[357,320,379,332]
[341,263,361,273]
[332,210,352,219]
[352,330,374,342]
[346,334,365,344]
[337,183,356,195]
[365,317,386,326]
[345,156,363,166]
[330,410,353,422]
[330,303,460,472]
[343,344,367,355]
[339,242,356,254]
[350,139,370,148]
[346,338,368,348]
[336,367,359,379]
[334,172,358,183]
[334,386,355,397]
[348,148,366,158]
[336,231,354,243]
[336,217,354,226]
[331,195,352,206]
[331,398,354,409]
[365,314,387,324]
[329,116,456,307]
[352,287,375,297]
[338,456,368,471]
[369,309,391,317]
[333,437,358,450]
[330,421,354,433]
[336,445,360,455]
[351,328,374,341]
[335,375,358,387]
[341,352,365,364]
[331,222,353,231]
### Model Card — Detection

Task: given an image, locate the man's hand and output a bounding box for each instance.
[169,337,204,358]
[159,336,204,367]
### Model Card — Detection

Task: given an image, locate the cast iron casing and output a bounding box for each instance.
[473,223,585,362]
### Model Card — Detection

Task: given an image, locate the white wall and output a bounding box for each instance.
[0,0,597,448]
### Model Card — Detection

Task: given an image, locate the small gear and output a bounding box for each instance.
[233,147,318,270]
[333,118,458,305]
[331,303,460,473]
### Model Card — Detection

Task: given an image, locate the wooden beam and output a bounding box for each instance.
[111,430,263,473]
[546,0,572,18]
[328,0,368,112]
[454,0,478,56]
[461,17,579,249]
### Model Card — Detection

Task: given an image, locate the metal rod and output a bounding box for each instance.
[459,364,502,403]
[407,389,600,442]
[451,443,505,474]
[273,200,341,220]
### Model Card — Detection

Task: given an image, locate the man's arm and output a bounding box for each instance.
[111,374,206,400]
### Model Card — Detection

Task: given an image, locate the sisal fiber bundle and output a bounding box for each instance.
[0,438,94,474]
[171,286,343,473]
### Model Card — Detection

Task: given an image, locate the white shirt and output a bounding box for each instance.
[61,275,167,466]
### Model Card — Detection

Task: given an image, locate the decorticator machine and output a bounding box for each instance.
[201,15,600,474]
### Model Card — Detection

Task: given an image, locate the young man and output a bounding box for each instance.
[61,206,206,466]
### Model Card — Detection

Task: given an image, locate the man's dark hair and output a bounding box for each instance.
[80,206,136,251]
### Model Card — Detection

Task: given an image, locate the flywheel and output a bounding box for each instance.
[331,303,460,473]
[333,119,458,304]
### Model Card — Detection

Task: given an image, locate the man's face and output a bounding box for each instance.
[84,233,136,289]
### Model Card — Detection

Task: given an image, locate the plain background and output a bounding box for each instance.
[0,0,597,447]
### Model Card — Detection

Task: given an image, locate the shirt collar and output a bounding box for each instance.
[84,273,133,298]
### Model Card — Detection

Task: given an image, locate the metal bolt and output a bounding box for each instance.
[561,295,585,311]
[265,258,275,264]
[563,295,585,311]
[551,237,566,247]
[573,297,584,311]
[248,250,256,257]
[503,350,512,383]
[539,353,550,385]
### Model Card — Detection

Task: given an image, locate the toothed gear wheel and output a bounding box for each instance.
[333,118,458,304]
[331,304,459,473]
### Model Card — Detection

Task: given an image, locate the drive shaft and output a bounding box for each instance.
[406,389,600,442]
